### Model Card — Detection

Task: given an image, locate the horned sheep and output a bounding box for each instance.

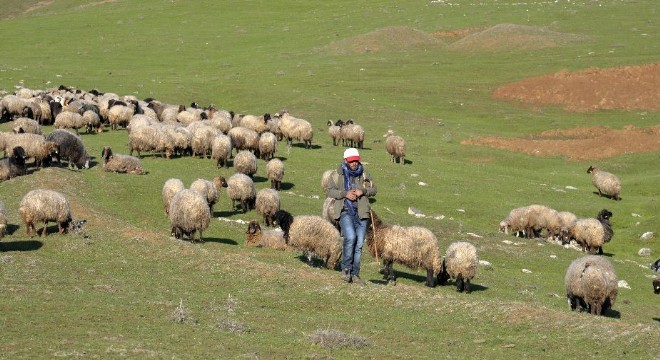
[274,210,342,269]
[327,119,343,146]
[587,166,621,201]
[100,146,145,175]
[18,189,72,237]
[245,220,288,251]
[438,241,479,293]
[168,189,211,242]
[366,210,442,287]
[564,255,618,315]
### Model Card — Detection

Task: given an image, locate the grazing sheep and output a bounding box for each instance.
[107,101,136,130]
[12,117,42,134]
[162,178,185,215]
[366,210,442,287]
[211,133,232,168]
[384,129,406,165]
[2,132,56,168]
[100,146,145,174]
[258,131,277,160]
[500,204,563,240]
[1,95,28,119]
[226,173,256,213]
[54,111,85,134]
[162,124,192,157]
[0,146,27,181]
[168,189,211,242]
[128,125,173,158]
[227,126,259,154]
[46,129,90,170]
[0,200,6,239]
[587,166,621,201]
[277,111,313,148]
[18,189,72,237]
[190,124,219,158]
[564,255,618,315]
[327,119,343,146]
[341,123,365,149]
[567,209,613,255]
[238,113,270,134]
[558,211,578,243]
[266,158,284,191]
[274,210,342,269]
[81,110,102,133]
[245,220,288,250]
[234,150,257,177]
[256,188,280,226]
[438,241,479,293]
[190,176,227,213]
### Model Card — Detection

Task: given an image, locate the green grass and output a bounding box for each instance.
[1,0,659,358]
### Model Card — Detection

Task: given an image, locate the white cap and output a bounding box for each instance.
[343,148,360,162]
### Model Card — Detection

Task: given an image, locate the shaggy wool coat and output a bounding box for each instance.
[326,164,377,220]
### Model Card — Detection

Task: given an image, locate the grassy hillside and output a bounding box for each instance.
[1,0,658,358]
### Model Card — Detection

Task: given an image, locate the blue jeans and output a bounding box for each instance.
[339,211,368,276]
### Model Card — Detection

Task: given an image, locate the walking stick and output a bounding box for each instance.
[369,209,379,263]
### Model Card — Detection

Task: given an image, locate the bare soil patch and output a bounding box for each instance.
[316,26,446,55]
[493,63,660,112]
[462,125,660,161]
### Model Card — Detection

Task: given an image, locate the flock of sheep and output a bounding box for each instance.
[0,85,655,317]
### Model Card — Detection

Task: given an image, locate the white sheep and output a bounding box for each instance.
[226,173,256,213]
[384,129,406,165]
[19,189,72,237]
[274,210,342,269]
[438,241,479,293]
[211,133,232,168]
[255,188,280,226]
[168,189,211,242]
[277,111,313,149]
[565,255,618,315]
[587,166,621,201]
[266,158,284,191]
[234,150,257,178]
[162,178,185,215]
[100,146,145,175]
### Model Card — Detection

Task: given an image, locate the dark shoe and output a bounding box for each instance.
[342,269,351,283]
[351,275,365,285]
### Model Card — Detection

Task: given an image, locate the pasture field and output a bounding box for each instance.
[0,1,658,358]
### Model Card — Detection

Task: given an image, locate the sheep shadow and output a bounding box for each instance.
[0,240,43,252]
[603,308,621,319]
[278,182,294,191]
[591,191,621,201]
[294,254,338,271]
[201,237,238,246]
[289,143,322,150]
[251,175,269,184]
[5,224,21,236]
[438,281,488,293]
[653,317,660,323]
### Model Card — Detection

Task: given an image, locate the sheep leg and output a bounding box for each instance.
[425,269,436,287]
[40,221,48,237]
[456,275,464,292]
[464,279,471,294]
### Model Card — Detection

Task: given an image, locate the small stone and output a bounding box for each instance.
[418,182,428,186]
[522,269,532,274]
[502,240,513,245]
[632,213,642,218]
[479,260,492,267]
[550,255,557,259]
[457,209,465,213]
[408,206,423,216]
[565,186,577,190]
[640,232,654,240]
[638,248,652,256]
[617,280,630,289]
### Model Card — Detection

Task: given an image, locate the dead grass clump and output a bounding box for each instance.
[447,23,586,52]
[316,26,446,55]
[217,318,250,334]
[172,299,195,324]
[308,329,370,349]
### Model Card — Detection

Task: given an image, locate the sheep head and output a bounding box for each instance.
[587,165,597,174]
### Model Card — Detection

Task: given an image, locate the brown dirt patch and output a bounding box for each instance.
[316,26,446,55]
[446,23,586,52]
[462,125,660,161]
[493,63,660,112]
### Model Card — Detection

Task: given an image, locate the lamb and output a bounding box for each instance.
[18,189,72,237]
[245,220,288,250]
[100,146,145,174]
[226,173,256,213]
[384,129,406,165]
[258,131,277,160]
[366,210,442,287]
[327,119,343,146]
[12,117,42,134]
[46,129,90,170]
[162,178,185,215]
[341,123,365,149]
[277,111,313,149]
[255,188,280,226]
[168,189,211,242]
[438,241,479,293]
[587,166,621,201]
[53,111,85,134]
[564,255,618,315]
[0,146,27,181]
[567,209,613,255]
[0,200,6,239]
[190,176,227,213]
[234,150,257,178]
[266,158,285,191]
[273,209,342,269]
